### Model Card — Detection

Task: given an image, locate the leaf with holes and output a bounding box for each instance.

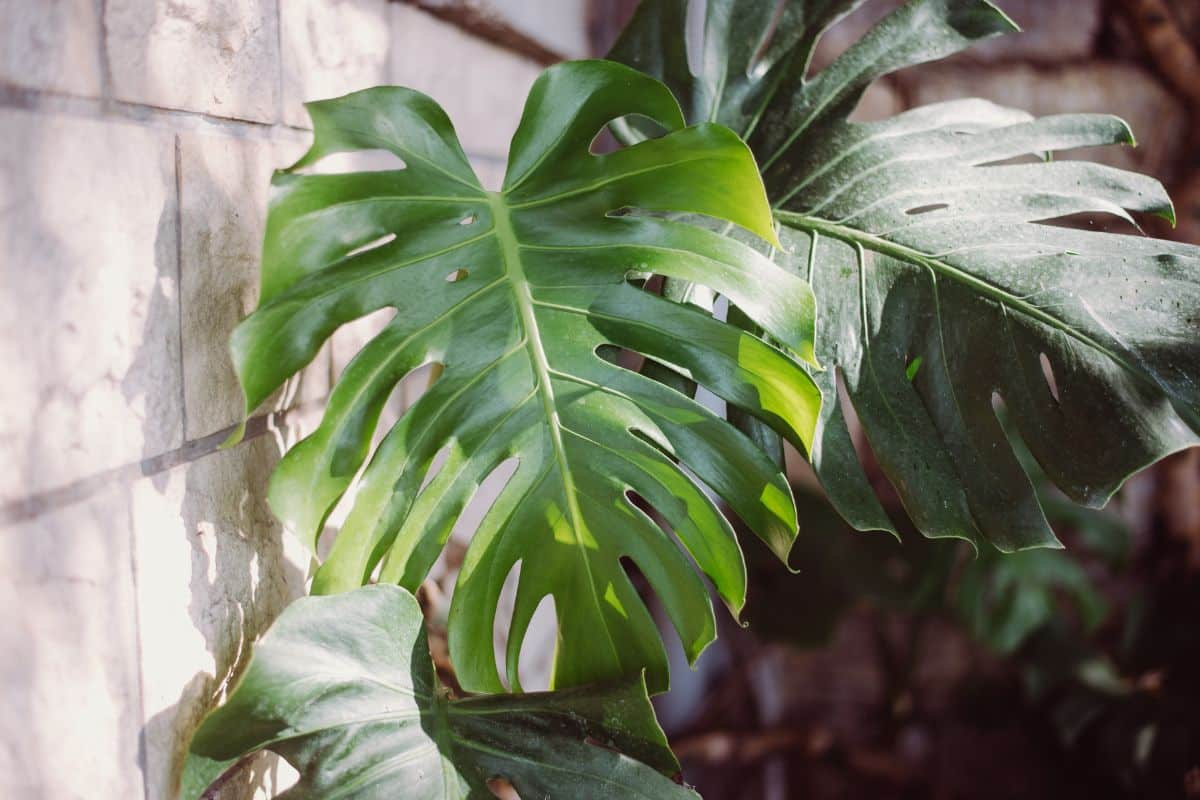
[611,0,1200,551]
[181,585,698,800]
[230,59,821,694]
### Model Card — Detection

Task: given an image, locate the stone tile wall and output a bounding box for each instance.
[0,2,584,797]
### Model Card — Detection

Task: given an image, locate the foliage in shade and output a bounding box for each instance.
[610,0,1200,552]
[228,59,822,694]
[181,585,698,800]
[957,545,1107,654]
[744,478,1122,657]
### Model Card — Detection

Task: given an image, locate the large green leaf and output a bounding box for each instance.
[611,0,1200,551]
[181,585,697,800]
[231,59,822,694]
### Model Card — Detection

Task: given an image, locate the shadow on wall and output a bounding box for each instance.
[144,142,316,796]
[129,130,310,797]
[138,435,309,798]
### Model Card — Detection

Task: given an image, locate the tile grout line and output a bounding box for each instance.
[0,83,313,142]
[175,133,188,447]
[96,0,113,103]
[276,0,286,126]
[0,404,319,530]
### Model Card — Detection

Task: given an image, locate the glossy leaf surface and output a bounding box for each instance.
[611,0,1200,551]
[231,60,821,693]
[181,585,697,800]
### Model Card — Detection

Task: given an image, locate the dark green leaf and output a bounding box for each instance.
[181,585,696,800]
[611,0,1200,552]
[231,60,822,693]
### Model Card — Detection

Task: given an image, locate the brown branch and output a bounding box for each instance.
[400,0,566,66]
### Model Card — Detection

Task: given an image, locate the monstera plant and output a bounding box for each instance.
[185,1,1200,797]
[609,0,1200,552]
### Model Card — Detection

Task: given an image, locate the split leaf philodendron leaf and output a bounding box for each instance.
[611,0,1200,552]
[181,585,698,800]
[231,59,822,694]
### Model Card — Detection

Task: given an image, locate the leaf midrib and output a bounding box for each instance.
[486,191,623,671]
[776,209,1199,427]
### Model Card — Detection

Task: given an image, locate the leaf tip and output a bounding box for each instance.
[1160,197,1178,228]
[1118,119,1137,148]
[763,225,784,251]
[978,0,1021,35]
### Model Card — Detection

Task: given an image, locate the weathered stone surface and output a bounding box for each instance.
[105,0,281,123]
[391,4,541,159]
[0,486,145,799]
[134,431,311,799]
[178,130,330,440]
[903,63,1188,177]
[0,109,181,503]
[281,0,391,129]
[0,0,103,96]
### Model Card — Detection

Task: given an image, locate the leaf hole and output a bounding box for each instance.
[487,776,521,799]
[451,456,521,546]
[329,308,399,383]
[1039,352,1061,403]
[625,489,664,530]
[835,368,881,472]
[517,594,557,692]
[292,148,406,174]
[805,0,894,79]
[419,443,452,493]
[595,343,645,372]
[344,233,396,259]
[492,559,522,692]
[445,268,469,282]
[905,203,949,216]
[273,761,300,794]
[619,555,651,594]
[458,214,477,226]
[629,426,678,462]
[589,127,621,155]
